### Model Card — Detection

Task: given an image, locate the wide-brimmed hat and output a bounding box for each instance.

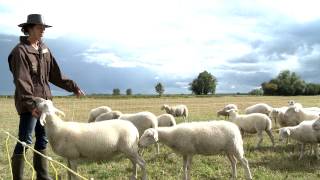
[18,14,52,28]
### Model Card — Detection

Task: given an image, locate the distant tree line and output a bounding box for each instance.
[261,70,320,96]
[112,88,132,96]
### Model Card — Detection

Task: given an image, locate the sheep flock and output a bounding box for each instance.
[30,97,320,180]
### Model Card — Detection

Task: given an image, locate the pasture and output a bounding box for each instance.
[1,95,320,179]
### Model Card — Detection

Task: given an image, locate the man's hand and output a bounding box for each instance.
[31,108,41,118]
[75,88,85,98]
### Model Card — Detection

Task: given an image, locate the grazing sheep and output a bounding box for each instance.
[161,104,188,121]
[88,106,112,123]
[279,120,320,160]
[217,104,238,119]
[157,114,176,127]
[227,109,275,148]
[139,121,252,180]
[34,98,147,180]
[244,103,273,116]
[283,106,319,126]
[95,111,122,122]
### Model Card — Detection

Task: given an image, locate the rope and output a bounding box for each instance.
[49,160,59,180]
[5,133,13,179]
[1,130,89,180]
[22,143,36,180]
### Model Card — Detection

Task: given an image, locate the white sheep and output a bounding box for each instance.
[244,103,273,116]
[95,111,122,122]
[283,106,319,126]
[93,111,160,154]
[34,98,147,180]
[161,104,188,121]
[157,114,176,127]
[217,104,238,119]
[139,121,252,180]
[87,106,112,123]
[279,120,320,160]
[227,109,275,148]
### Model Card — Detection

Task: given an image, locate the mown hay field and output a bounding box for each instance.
[1,95,320,180]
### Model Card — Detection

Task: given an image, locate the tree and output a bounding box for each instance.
[305,83,320,95]
[112,88,120,96]
[189,71,217,95]
[126,88,132,96]
[261,70,307,96]
[155,83,165,96]
[249,88,263,96]
[261,82,278,95]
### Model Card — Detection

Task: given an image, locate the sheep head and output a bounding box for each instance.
[279,128,290,142]
[161,104,168,110]
[226,109,238,116]
[312,116,320,131]
[112,111,123,119]
[288,100,295,106]
[34,97,65,126]
[139,128,159,148]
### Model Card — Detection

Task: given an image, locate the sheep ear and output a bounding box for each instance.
[286,129,290,136]
[40,113,47,126]
[152,130,159,142]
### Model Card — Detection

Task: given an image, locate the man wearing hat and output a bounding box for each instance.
[8,14,85,179]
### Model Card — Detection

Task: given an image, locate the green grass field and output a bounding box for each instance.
[1,96,320,180]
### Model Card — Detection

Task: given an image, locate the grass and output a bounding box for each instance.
[1,95,320,179]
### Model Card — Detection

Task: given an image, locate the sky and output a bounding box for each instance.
[1,0,320,95]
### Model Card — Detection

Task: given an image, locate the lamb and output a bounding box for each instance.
[161,104,188,121]
[217,104,238,119]
[244,103,273,116]
[227,109,275,148]
[157,114,176,127]
[95,111,123,122]
[87,106,112,123]
[139,121,252,180]
[283,106,319,126]
[34,98,147,180]
[279,120,320,160]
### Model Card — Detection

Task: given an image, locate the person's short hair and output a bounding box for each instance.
[21,24,36,35]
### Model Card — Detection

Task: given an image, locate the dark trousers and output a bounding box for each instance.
[13,112,48,154]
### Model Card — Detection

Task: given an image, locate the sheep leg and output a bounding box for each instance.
[155,143,160,155]
[256,131,263,148]
[266,130,275,147]
[227,154,237,180]
[67,159,78,180]
[315,144,320,160]
[129,153,147,180]
[234,154,252,180]
[182,155,188,180]
[129,159,138,180]
[309,144,313,156]
[186,155,192,180]
[298,143,305,160]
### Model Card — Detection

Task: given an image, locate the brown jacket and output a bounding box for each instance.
[8,36,79,114]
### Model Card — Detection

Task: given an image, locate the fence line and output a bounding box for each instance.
[1,129,90,180]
